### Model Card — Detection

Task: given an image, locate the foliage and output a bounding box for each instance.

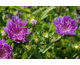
[0,6,80,59]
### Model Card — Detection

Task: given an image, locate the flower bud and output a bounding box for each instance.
[74,45,78,49]
[7,14,11,18]
[26,45,31,50]
[12,53,17,59]
[17,12,22,15]
[30,19,37,25]
[66,8,69,11]
[28,15,31,18]
[34,37,38,43]
[1,31,6,36]
[44,33,49,38]
[47,54,51,58]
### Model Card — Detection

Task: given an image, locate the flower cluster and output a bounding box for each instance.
[0,39,12,59]
[3,15,29,43]
[1,10,79,59]
[52,16,78,36]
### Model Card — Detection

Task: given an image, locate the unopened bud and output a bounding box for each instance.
[74,45,78,49]
[44,33,49,38]
[30,19,37,25]
[17,12,22,15]
[66,8,69,11]
[47,54,51,58]
[28,15,31,18]
[7,14,11,18]
[12,53,17,59]
[34,37,38,43]
[1,31,6,36]
[26,45,31,50]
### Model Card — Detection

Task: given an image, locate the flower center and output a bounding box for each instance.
[61,26,70,33]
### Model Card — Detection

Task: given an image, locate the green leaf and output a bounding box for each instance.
[13,11,18,15]
[28,50,36,59]
[41,6,55,20]
[2,13,5,20]
[34,50,43,59]
[42,45,52,54]
[11,43,14,49]
[12,6,31,13]
[6,39,13,43]
[41,15,48,20]
[22,52,27,59]
[73,53,77,58]
[32,7,46,14]
[49,23,55,33]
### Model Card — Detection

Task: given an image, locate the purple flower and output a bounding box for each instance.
[17,12,22,15]
[7,14,11,18]
[0,39,12,59]
[74,57,79,59]
[52,16,78,36]
[3,15,29,43]
[26,40,30,43]
[32,32,35,36]
[22,6,30,8]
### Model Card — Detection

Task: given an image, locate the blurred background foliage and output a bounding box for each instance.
[0,6,80,59]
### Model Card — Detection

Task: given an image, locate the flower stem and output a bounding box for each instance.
[50,37,61,44]
[25,26,34,39]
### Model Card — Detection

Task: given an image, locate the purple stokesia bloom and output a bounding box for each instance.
[3,15,29,43]
[52,16,78,36]
[0,39,12,59]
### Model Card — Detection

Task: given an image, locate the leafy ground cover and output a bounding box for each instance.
[0,6,80,59]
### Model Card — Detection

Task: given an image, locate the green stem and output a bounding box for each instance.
[25,26,35,39]
[50,37,61,44]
